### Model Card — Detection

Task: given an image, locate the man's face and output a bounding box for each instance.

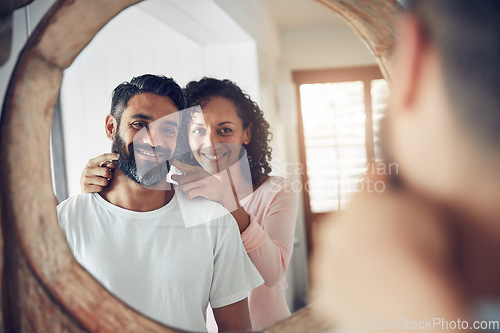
[111,92,179,187]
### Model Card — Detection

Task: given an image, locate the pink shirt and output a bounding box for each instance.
[240,176,298,330]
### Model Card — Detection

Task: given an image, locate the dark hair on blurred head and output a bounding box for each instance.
[110,74,185,125]
[407,0,500,145]
[183,77,272,185]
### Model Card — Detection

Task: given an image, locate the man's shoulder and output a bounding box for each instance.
[56,193,98,233]
[57,193,95,212]
[56,193,101,227]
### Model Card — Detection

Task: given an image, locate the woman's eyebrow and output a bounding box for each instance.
[218,121,234,126]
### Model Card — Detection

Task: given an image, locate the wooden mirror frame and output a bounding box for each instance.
[0,0,401,331]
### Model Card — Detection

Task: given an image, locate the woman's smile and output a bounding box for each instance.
[188,96,251,174]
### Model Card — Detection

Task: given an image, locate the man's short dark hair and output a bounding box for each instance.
[110,74,185,125]
[408,0,500,145]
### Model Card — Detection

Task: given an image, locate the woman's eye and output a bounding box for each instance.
[219,128,232,135]
[192,128,206,135]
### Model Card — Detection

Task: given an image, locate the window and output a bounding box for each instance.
[294,66,390,228]
[371,79,390,161]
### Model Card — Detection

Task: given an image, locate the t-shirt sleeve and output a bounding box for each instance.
[209,214,264,308]
[56,194,88,253]
[56,198,72,247]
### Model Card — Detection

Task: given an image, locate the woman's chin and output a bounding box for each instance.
[195,155,227,174]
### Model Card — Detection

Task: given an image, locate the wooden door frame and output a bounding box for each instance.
[293,65,383,256]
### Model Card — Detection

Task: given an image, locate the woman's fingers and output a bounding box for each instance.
[86,175,111,187]
[176,169,211,186]
[180,179,218,200]
[172,161,213,185]
[81,153,118,193]
[172,160,199,173]
[81,174,110,193]
[86,165,114,179]
[180,178,235,206]
[185,185,221,201]
[185,187,206,200]
[179,179,205,194]
[87,153,120,168]
[173,160,235,205]
[101,160,116,169]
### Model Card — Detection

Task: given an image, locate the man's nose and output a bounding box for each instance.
[139,126,159,147]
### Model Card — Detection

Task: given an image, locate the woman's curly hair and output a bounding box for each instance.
[183,77,272,186]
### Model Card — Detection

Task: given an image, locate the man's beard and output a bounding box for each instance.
[112,133,170,187]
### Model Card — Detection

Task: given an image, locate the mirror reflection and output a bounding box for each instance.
[58,74,265,332]
[51,0,387,331]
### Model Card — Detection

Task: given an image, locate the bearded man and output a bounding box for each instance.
[57,74,262,332]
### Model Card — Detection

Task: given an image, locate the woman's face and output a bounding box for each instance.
[188,96,251,174]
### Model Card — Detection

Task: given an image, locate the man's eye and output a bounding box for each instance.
[162,127,176,136]
[131,122,147,129]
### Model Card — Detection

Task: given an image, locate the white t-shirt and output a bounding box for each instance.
[57,191,263,332]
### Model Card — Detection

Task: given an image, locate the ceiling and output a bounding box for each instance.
[265,0,346,30]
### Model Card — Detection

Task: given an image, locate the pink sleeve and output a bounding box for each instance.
[240,181,298,287]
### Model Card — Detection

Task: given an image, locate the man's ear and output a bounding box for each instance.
[105,114,118,140]
[391,14,429,111]
[243,123,252,145]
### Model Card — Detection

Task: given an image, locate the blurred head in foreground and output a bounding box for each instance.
[313,1,500,332]
[387,0,500,205]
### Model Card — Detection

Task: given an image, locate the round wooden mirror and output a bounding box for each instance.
[0,0,401,331]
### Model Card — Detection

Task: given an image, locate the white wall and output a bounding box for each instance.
[214,0,281,122]
[280,25,377,71]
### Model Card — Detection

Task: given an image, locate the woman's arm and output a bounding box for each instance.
[173,161,298,286]
[173,160,252,232]
[231,205,251,233]
[240,179,298,287]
